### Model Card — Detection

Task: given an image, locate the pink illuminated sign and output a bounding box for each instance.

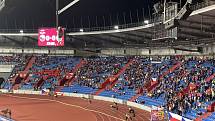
[38,28,64,46]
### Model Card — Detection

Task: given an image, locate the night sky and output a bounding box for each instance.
[0,0,203,30]
[0,0,154,30]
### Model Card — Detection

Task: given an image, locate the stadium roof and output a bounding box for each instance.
[0,0,153,29]
[0,0,214,49]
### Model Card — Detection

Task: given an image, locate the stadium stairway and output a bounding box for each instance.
[24,56,36,72]
[129,93,142,102]
[34,76,48,89]
[195,112,212,121]
[23,56,36,83]
[160,61,182,78]
[127,61,183,105]
[94,59,134,95]
[181,64,215,96]
[34,68,62,89]
[195,101,215,121]
[182,63,215,120]
[12,56,36,90]
[147,62,182,92]
[58,59,86,86]
[205,72,215,83]
[55,59,86,92]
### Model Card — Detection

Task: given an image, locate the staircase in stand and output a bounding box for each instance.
[147,62,182,92]
[129,94,142,102]
[94,59,134,95]
[12,56,36,90]
[129,62,182,102]
[194,112,212,121]
[195,101,215,121]
[205,72,215,82]
[35,76,46,89]
[180,70,215,96]
[34,69,61,89]
[24,56,36,72]
[57,60,86,91]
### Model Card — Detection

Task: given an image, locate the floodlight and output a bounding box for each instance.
[144,20,149,24]
[80,29,84,32]
[114,25,119,30]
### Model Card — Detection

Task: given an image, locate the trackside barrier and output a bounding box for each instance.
[93,95,124,104]
[62,92,90,99]
[13,90,41,95]
[0,89,152,112]
[0,89,9,93]
[0,89,192,120]
[126,101,151,112]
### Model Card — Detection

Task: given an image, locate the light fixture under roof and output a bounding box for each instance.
[144,20,149,24]
[114,25,119,30]
[80,28,84,32]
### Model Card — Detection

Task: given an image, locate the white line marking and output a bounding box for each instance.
[2,94,125,121]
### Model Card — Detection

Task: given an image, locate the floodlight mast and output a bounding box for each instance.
[163,0,166,23]
[56,0,80,28]
[56,0,59,29]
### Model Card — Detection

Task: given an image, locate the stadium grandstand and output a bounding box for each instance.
[0,0,215,121]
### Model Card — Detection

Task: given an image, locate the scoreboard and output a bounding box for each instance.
[38,28,64,47]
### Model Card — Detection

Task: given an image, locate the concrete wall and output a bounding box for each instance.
[1,47,215,56]
[203,44,215,55]
[101,49,125,55]
[0,48,74,55]
[0,64,14,73]
[101,47,203,56]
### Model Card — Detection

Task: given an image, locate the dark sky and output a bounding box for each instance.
[0,0,154,30]
[0,0,203,30]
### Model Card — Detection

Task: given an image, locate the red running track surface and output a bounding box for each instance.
[0,94,150,121]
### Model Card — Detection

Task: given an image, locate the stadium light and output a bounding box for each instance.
[80,29,84,32]
[114,25,119,30]
[20,30,24,33]
[144,20,149,24]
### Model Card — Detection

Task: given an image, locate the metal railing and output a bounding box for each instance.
[0,21,154,34]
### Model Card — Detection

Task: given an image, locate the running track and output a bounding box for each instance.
[0,94,151,121]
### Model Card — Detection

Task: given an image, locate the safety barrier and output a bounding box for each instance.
[0,89,151,112]
[0,89,192,120]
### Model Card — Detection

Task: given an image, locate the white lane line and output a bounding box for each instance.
[2,94,125,121]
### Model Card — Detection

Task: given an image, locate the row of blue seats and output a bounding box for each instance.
[61,84,98,94]
[137,95,166,107]
[203,112,215,121]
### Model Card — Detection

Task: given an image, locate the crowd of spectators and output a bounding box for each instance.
[4,55,30,81]
[150,57,215,117]
[1,55,215,118]
[74,56,129,89]
[29,55,78,89]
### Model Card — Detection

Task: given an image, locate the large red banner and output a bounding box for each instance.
[38,28,64,46]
